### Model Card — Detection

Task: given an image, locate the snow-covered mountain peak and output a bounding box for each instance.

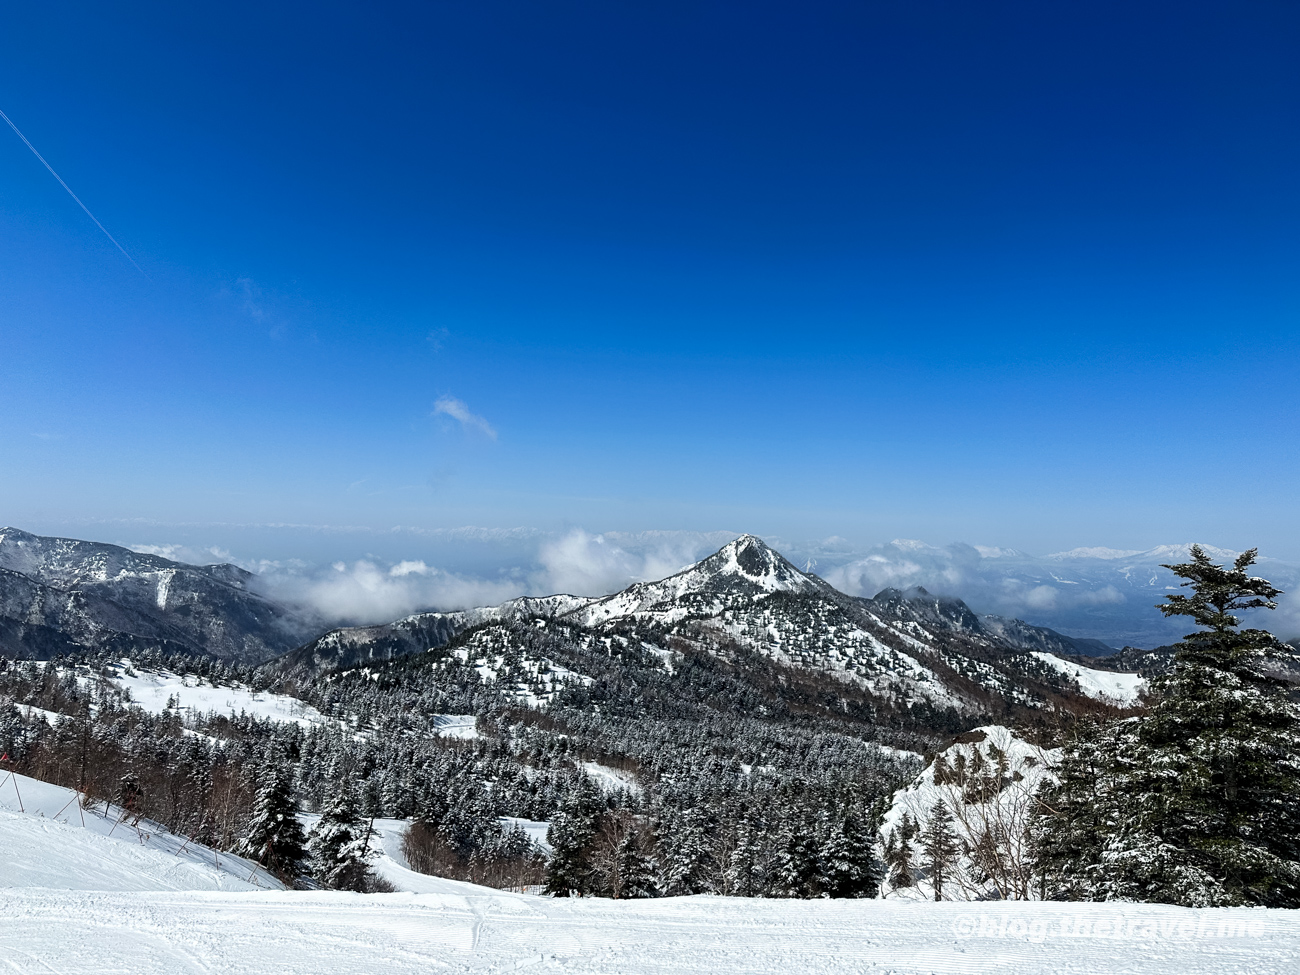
[0,526,315,663]
[703,534,815,589]
[563,534,827,627]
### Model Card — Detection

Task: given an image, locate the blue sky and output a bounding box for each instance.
[3,0,1299,567]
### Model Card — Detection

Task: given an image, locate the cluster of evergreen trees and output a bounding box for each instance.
[0,640,915,897]
[539,776,881,899]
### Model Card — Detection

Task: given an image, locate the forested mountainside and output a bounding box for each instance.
[0,528,317,664]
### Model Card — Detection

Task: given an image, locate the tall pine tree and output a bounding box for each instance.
[307,785,376,892]
[921,801,958,901]
[238,766,308,882]
[1037,546,1300,906]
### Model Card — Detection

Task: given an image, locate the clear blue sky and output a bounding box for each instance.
[3,1,1298,558]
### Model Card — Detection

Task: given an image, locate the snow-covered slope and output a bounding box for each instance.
[1030,652,1147,705]
[880,725,1060,901]
[4,768,1297,974]
[0,772,282,891]
[0,527,316,663]
[110,663,333,727]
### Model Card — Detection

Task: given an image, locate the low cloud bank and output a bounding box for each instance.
[186,529,732,627]
[130,531,1300,647]
[536,530,730,598]
[823,540,1300,647]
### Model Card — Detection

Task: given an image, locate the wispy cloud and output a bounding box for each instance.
[433,395,497,440]
[235,277,266,321]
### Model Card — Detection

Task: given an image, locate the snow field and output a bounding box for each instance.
[4,769,1299,973]
[1031,651,1147,705]
[2,888,1297,974]
[106,664,331,728]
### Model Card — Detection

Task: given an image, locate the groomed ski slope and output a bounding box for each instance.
[4,887,1298,974]
[4,772,1300,974]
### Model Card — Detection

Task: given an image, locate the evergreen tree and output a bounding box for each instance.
[1038,547,1300,906]
[238,766,308,881]
[818,810,880,898]
[614,826,658,898]
[544,810,595,896]
[921,801,958,901]
[885,813,917,890]
[659,807,716,896]
[307,786,375,891]
[725,818,764,897]
[771,814,816,897]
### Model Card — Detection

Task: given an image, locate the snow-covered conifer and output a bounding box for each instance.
[921,801,958,901]
[307,785,376,891]
[1038,547,1300,906]
[237,766,308,881]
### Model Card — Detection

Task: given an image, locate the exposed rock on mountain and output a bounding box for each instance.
[0,528,316,664]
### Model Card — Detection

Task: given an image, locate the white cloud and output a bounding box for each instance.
[129,543,235,565]
[259,558,521,624]
[1022,585,1060,611]
[533,530,706,596]
[433,395,497,439]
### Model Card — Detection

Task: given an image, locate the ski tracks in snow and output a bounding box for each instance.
[3,890,1299,974]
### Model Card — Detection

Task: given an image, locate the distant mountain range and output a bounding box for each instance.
[0,527,318,664]
[272,535,1143,718]
[815,538,1300,648]
[7,527,1291,720]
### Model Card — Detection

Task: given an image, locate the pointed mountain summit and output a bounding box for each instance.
[568,534,830,627]
[275,531,1145,716]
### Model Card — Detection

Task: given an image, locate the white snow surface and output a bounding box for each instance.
[3,887,1297,973]
[433,714,480,739]
[4,770,1299,974]
[108,663,331,728]
[0,772,282,892]
[580,760,643,795]
[1031,652,1147,705]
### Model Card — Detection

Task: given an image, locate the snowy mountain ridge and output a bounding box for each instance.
[0,527,318,664]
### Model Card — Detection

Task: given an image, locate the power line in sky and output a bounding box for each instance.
[0,107,147,277]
